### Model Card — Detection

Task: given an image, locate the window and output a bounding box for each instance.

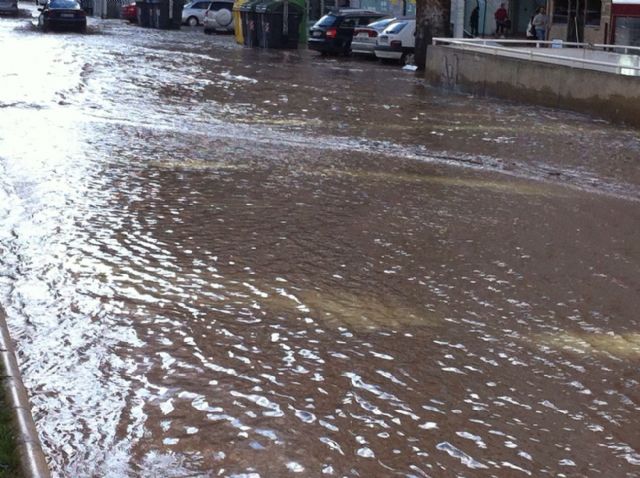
[341,17,357,27]
[316,14,338,26]
[585,0,601,26]
[615,16,640,46]
[368,17,394,29]
[553,0,600,26]
[553,0,568,24]
[386,20,408,33]
[357,16,379,25]
[50,0,79,7]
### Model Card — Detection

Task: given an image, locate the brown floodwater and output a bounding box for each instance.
[1,6,639,477]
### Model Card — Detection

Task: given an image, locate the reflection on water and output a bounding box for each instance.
[1,8,640,478]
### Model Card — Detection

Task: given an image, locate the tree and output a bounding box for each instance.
[414,0,450,70]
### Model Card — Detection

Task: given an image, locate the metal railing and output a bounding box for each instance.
[431,38,640,76]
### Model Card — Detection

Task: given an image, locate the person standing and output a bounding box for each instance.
[470,5,479,36]
[494,3,509,37]
[532,6,548,42]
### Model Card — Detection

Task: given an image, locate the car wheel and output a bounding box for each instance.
[187,16,198,26]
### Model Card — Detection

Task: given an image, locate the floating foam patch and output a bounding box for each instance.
[315,168,567,197]
[535,331,640,360]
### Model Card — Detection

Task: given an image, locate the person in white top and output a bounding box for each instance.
[532,7,548,41]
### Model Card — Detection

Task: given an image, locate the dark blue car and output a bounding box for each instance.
[308,9,385,56]
[38,0,87,32]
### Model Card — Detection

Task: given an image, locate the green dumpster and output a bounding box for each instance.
[239,0,263,47]
[256,0,304,49]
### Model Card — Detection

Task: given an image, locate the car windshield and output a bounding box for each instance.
[315,14,337,27]
[368,17,394,30]
[49,0,79,7]
[385,21,407,34]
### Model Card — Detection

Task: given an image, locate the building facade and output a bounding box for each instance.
[547,0,606,43]
[451,0,639,44]
[608,0,640,44]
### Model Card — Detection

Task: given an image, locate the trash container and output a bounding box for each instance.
[136,0,182,28]
[233,0,249,44]
[255,0,303,49]
[253,0,266,46]
[136,0,151,26]
[239,0,262,47]
[157,0,184,29]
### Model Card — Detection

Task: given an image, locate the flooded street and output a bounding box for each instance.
[1,5,640,477]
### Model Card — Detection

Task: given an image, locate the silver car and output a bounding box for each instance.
[182,0,212,26]
[0,0,18,15]
[203,0,233,34]
[351,17,395,56]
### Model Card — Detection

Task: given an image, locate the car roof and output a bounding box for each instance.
[330,9,384,16]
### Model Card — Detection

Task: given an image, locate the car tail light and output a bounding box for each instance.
[325,27,337,38]
[390,40,402,48]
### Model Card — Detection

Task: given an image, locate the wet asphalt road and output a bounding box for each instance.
[1,4,640,477]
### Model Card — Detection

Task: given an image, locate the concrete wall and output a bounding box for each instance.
[425,45,640,127]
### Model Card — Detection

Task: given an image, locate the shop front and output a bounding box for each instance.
[547,0,605,42]
[610,0,640,45]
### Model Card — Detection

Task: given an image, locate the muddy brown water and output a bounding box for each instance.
[1,7,640,477]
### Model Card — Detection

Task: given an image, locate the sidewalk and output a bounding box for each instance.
[0,308,50,478]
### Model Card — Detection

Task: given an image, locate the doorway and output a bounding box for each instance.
[566,0,585,42]
[511,0,538,35]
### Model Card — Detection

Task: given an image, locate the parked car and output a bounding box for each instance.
[38,0,87,32]
[182,0,212,26]
[374,17,416,65]
[308,9,386,55]
[351,17,396,56]
[203,0,233,33]
[0,0,18,16]
[121,1,137,22]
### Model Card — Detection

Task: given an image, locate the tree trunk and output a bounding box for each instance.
[414,0,450,70]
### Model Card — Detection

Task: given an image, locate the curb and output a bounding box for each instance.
[0,307,51,478]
